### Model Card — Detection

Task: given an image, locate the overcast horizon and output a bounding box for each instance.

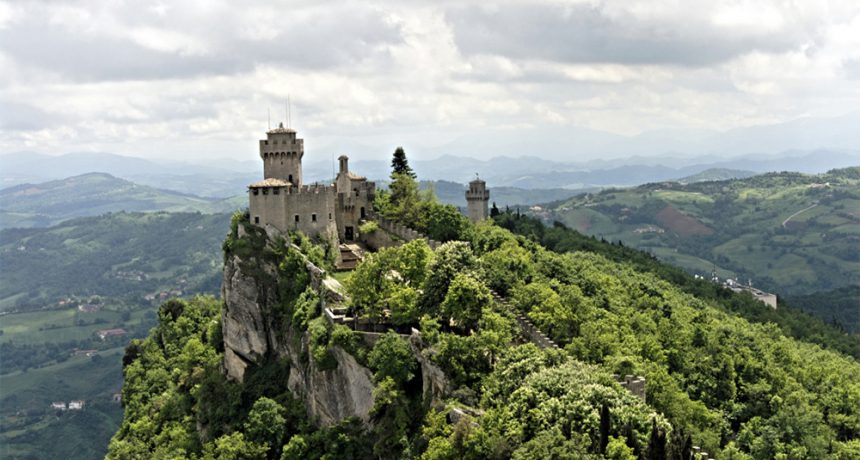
[2,1,860,163]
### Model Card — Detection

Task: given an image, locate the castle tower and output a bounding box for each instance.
[465,176,490,223]
[260,122,303,186]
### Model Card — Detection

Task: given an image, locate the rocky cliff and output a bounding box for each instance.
[221,227,378,425]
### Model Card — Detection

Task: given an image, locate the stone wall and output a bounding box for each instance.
[489,290,558,349]
[249,184,338,240]
[614,374,647,401]
[363,214,442,250]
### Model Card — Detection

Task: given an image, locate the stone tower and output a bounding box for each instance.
[465,176,490,223]
[260,122,303,186]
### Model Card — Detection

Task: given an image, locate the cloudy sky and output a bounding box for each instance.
[1,0,859,162]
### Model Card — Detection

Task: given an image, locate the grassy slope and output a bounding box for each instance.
[547,168,860,328]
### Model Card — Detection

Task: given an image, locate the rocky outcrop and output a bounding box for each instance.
[287,345,376,425]
[410,332,450,402]
[221,233,377,425]
[221,227,455,427]
[221,254,278,380]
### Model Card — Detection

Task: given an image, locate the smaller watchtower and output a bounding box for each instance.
[465,176,490,223]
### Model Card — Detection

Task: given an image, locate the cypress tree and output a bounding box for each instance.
[490,202,500,217]
[599,402,610,454]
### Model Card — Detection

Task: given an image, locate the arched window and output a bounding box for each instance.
[288,174,293,183]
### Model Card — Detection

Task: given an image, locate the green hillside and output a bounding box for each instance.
[0,173,240,228]
[545,168,860,329]
[0,212,231,459]
[107,211,860,459]
[0,211,229,313]
[676,168,756,184]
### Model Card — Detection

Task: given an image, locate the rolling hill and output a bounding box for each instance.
[0,173,241,228]
[542,167,860,329]
[0,211,230,312]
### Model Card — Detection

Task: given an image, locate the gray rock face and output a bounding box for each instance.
[221,254,274,380]
[221,242,377,424]
[287,344,376,425]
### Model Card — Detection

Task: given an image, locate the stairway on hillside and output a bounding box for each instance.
[337,243,365,270]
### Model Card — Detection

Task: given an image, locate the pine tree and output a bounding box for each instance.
[490,202,500,217]
[391,147,416,179]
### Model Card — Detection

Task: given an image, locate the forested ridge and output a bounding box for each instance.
[108,154,860,459]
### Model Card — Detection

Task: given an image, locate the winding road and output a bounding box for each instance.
[781,202,819,228]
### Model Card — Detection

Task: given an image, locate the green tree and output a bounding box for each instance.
[368,331,417,385]
[202,432,268,460]
[421,241,476,315]
[244,397,287,452]
[391,146,416,179]
[389,172,421,223]
[605,436,635,460]
[424,203,469,242]
[441,273,492,331]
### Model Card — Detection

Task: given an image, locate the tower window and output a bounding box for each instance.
[262,188,268,195]
[360,207,366,219]
[252,189,259,196]
[288,174,293,183]
[312,213,317,222]
[329,213,332,220]
[294,215,300,223]
[254,216,259,224]
[273,187,279,195]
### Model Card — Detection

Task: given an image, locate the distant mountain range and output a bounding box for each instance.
[0,173,583,229]
[4,148,858,197]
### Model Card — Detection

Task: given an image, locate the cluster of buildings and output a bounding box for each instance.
[697,272,778,309]
[50,400,84,411]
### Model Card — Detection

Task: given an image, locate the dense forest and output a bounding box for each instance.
[108,157,860,459]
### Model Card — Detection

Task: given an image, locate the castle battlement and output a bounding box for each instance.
[248,124,375,243]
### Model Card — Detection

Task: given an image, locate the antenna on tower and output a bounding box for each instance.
[267,107,271,130]
[286,95,292,129]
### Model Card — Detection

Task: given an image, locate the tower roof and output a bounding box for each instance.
[267,122,296,135]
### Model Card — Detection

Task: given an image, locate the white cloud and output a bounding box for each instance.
[0,0,858,161]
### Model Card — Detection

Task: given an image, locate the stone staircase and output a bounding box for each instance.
[336,243,365,270]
